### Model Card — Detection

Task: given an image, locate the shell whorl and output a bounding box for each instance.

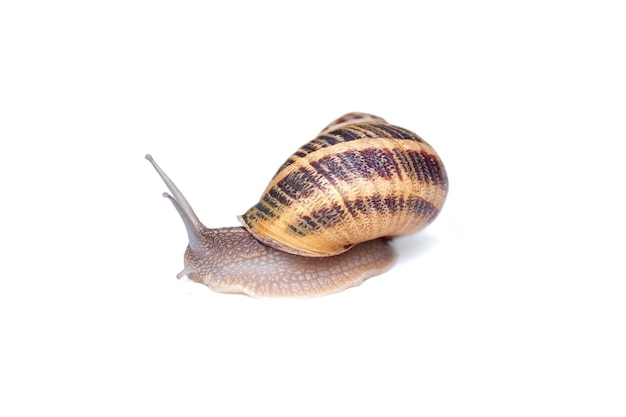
[239,113,448,257]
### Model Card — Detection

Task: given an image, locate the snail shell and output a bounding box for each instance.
[239,112,448,257]
[146,112,447,298]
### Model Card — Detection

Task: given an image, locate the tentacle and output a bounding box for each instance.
[146,154,206,254]
[145,154,202,229]
[162,193,205,255]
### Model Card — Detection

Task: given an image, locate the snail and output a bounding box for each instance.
[146,112,448,298]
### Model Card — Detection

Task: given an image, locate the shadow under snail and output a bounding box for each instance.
[146,112,448,298]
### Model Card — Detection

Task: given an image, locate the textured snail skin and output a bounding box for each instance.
[183,227,395,298]
[240,112,447,257]
[146,112,447,298]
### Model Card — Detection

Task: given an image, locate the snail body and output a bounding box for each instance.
[147,112,447,298]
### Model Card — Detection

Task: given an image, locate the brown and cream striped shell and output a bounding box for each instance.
[238,112,448,257]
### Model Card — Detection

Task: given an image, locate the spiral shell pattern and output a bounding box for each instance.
[238,113,448,257]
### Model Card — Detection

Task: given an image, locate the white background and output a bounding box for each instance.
[1,1,625,416]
